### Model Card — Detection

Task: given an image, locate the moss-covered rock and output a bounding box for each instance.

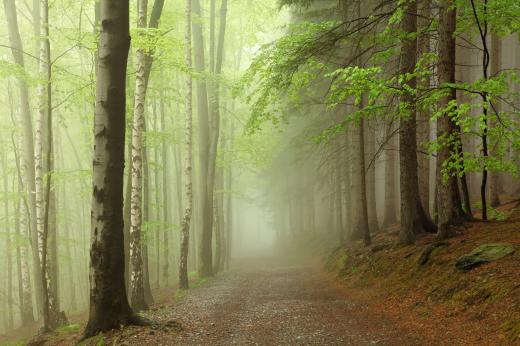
[455,243,515,271]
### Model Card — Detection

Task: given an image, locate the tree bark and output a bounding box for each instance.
[365,119,379,233]
[398,0,436,244]
[3,0,44,318]
[417,0,431,218]
[2,150,14,328]
[382,123,398,228]
[36,0,65,330]
[358,117,371,246]
[160,91,171,287]
[437,0,462,239]
[11,134,34,324]
[179,0,194,290]
[84,0,138,337]
[129,0,149,312]
[192,0,213,278]
[489,33,502,207]
[142,121,154,306]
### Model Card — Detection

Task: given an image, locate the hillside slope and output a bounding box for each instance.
[327,203,520,345]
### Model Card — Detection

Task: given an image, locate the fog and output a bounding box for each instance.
[0,0,519,341]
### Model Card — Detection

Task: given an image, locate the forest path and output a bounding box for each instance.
[141,257,420,346]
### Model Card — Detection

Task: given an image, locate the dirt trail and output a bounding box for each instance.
[133,257,419,346]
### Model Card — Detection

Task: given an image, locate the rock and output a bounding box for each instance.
[456,243,515,271]
[417,242,449,266]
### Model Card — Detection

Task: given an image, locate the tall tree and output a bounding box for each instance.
[357,116,371,246]
[398,0,435,244]
[3,0,44,317]
[11,134,34,324]
[1,149,14,328]
[437,0,468,239]
[160,93,171,287]
[210,0,228,272]
[179,0,194,290]
[365,120,379,233]
[382,123,398,228]
[84,0,142,337]
[489,33,502,207]
[192,0,213,278]
[417,0,431,218]
[129,0,149,312]
[36,0,65,330]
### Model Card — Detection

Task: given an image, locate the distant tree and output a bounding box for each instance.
[3,0,43,319]
[192,0,213,278]
[489,33,502,208]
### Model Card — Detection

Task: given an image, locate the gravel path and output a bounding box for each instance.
[136,259,420,346]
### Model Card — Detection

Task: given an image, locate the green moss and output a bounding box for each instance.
[77,334,106,346]
[56,323,81,334]
[338,252,349,270]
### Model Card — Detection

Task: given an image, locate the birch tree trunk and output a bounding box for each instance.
[11,135,34,324]
[129,0,149,312]
[179,0,194,289]
[142,120,154,305]
[3,0,44,318]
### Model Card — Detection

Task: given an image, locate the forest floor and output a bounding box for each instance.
[6,201,520,346]
[327,198,520,346]
[25,256,422,346]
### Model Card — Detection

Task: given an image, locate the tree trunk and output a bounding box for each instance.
[129,0,149,312]
[335,155,344,244]
[37,0,65,330]
[398,0,436,244]
[152,99,161,288]
[160,91,171,287]
[2,150,14,329]
[358,118,371,246]
[3,0,44,318]
[192,0,213,278]
[142,121,154,306]
[382,123,398,228]
[11,134,34,324]
[179,0,194,290]
[207,0,228,271]
[225,119,234,269]
[84,0,138,337]
[489,33,502,207]
[417,0,431,218]
[437,1,466,239]
[365,119,379,233]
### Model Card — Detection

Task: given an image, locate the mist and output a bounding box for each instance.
[0,0,519,344]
